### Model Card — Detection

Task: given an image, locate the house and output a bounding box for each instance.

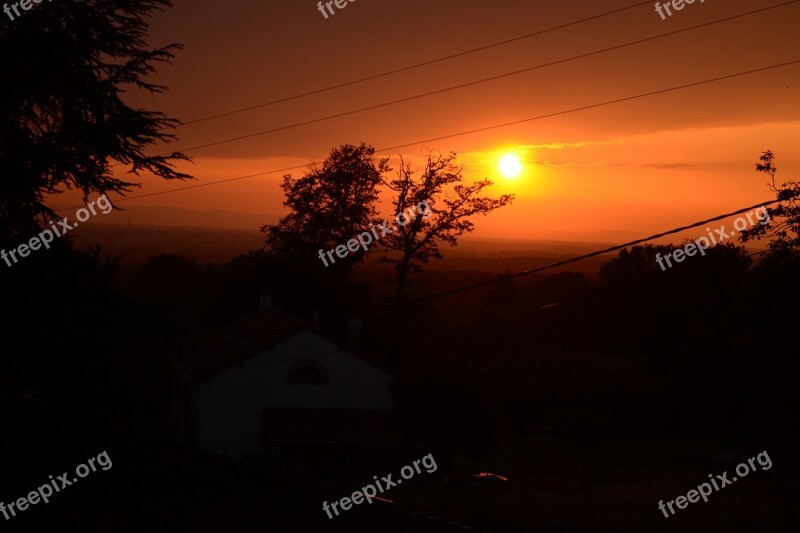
[173,287,417,472]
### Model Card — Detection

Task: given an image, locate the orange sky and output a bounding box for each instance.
[52,0,800,241]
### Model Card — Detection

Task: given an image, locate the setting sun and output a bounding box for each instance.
[498,153,523,178]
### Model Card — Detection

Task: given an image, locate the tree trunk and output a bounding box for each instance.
[392,256,411,371]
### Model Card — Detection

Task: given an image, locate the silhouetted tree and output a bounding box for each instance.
[381,152,514,306]
[594,243,751,361]
[0,0,190,238]
[599,244,671,286]
[740,150,800,265]
[263,143,387,274]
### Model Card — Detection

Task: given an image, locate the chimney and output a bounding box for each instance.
[259,284,273,311]
[347,317,362,353]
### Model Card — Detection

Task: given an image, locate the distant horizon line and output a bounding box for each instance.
[73,221,745,248]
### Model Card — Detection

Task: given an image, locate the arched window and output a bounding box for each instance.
[286,360,329,385]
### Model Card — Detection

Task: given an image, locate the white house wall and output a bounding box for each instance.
[195,330,395,458]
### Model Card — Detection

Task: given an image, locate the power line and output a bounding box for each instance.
[374,59,798,152]
[375,199,782,312]
[176,246,776,372]
[179,0,656,126]
[168,2,800,156]
[52,58,795,211]
[167,200,782,350]
[411,247,770,340]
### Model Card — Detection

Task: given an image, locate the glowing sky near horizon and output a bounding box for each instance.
[51,0,800,240]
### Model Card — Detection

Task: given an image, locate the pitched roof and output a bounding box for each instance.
[182,308,309,382]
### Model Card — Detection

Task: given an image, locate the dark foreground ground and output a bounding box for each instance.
[3,391,798,532]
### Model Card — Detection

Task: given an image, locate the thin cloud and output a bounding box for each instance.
[641,163,698,169]
[518,142,591,150]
